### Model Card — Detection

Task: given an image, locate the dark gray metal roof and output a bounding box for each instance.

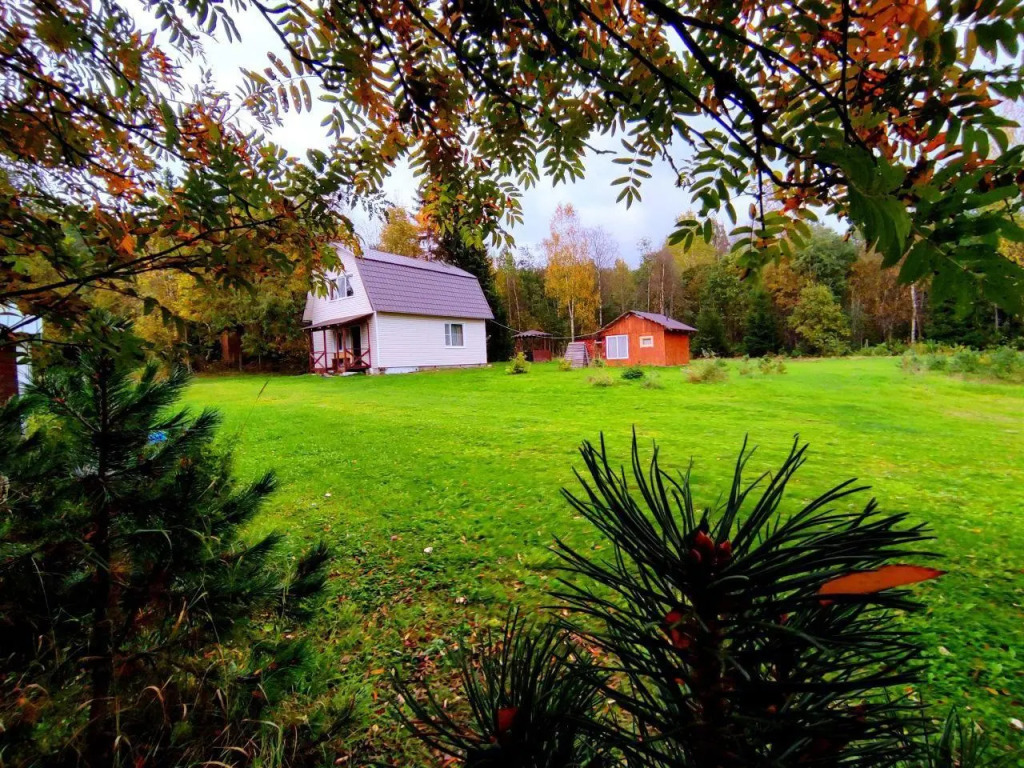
[356,249,494,320]
[603,310,697,333]
[632,311,696,332]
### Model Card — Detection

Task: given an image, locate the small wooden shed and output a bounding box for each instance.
[595,311,696,367]
[514,329,555,362]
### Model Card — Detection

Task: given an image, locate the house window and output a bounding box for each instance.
[445,323,465,348]
[639,335,655,348]
[329,273,354,300]
[606,334,629,360]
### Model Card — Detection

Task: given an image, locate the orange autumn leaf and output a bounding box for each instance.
[106,174,137,196]
[118,234,136,254]
[922,133,946,153]
[818,565,945,599]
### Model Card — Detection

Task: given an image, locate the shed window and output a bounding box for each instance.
[329,273,354,300]
[639,335,655,348]
[445,323,465,348]
[606,334,629,360]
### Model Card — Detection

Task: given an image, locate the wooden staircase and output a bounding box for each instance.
[564,341,590,369]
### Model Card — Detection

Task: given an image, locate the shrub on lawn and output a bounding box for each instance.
[399,435,981,768]
[948,346,982,375]
[506,351,531,375]
[985,346,1023,380]
[738,355,753,376]
[588,372,615,387]
[558,357,573,371]
[620,364,645,380]
[687,358,729,383]
[900,345,1024,382]
[866,340,909,357]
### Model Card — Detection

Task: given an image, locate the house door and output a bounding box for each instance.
[349,326,361,359]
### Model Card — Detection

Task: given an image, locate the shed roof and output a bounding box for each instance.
[356,249,494,320]
[601,310,696,333]
[514,329,553,338]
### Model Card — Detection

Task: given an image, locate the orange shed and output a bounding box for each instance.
[595,311,696,367]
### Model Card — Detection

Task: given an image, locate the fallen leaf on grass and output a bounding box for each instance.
[818,565,946,602]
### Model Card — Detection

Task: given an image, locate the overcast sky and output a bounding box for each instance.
[186,11,694,266]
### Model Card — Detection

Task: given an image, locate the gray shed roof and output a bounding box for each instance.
[356,249,494,320]
[603,310,697,333]
[632,311,697,332]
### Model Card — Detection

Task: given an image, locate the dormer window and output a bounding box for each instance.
[328,273,354,300]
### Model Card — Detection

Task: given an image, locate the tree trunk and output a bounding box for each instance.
[86,373,114,767]
[659,262,667,315]
[86,508,114,767]
[569,301,576,341]
[910,284,919,343]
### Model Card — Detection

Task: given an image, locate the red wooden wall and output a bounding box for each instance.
[0,344,19,401]
[598,314,691,366]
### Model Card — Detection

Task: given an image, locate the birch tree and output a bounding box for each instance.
[543,205,599,340]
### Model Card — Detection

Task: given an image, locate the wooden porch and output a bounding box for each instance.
[307,319,372,374]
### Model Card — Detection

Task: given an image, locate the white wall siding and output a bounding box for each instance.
[374,313,487,370]
[306,248,374,327]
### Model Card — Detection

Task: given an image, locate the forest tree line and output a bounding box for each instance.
[497,205,1024,358]
[115,204,1024,371]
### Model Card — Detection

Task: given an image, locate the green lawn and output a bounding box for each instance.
[182,358,1024,764]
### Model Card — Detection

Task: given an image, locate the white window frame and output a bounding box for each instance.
[639,335,655,348]
[445,322,465,348]
[329,273,354,301]
[606,334,629,360]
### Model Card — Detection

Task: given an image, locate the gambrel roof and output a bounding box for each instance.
[356,249,494,320]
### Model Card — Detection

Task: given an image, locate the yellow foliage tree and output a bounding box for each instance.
[375,207,424,258]
[543,204,599,340]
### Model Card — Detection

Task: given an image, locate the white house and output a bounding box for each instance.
[302,246,494,374]
[1,306,42,400]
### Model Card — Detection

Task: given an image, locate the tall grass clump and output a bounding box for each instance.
[642,372,665,389]
[687,357,729,383]
[758,355,787,375]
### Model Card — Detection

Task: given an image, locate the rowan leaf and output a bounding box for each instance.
[818,565,946,598]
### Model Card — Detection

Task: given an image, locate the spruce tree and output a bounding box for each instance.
[693,305,730,357]
[0,316,332,767]
[743,290,782,357]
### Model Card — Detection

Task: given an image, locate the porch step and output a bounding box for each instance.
[564,341,590,369]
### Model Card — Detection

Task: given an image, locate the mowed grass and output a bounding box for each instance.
[182,358,1024,763]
